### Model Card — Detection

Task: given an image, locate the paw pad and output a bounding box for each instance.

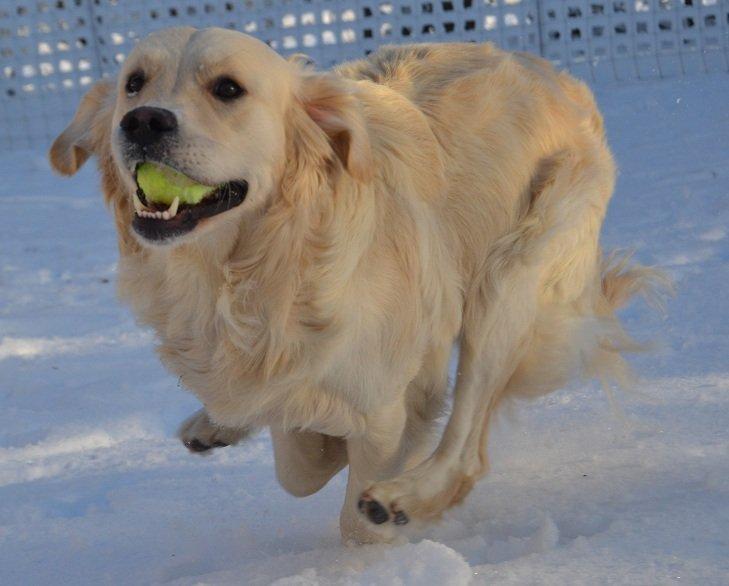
[358,498,390,525]
[184,438,212,452]
[183,438,230,453]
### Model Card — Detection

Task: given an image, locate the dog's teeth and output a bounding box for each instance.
[169,196,179,218]
[136,206,175,221]
[133,191,144,215]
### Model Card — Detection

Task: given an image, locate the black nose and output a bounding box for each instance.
[120,106,177,147]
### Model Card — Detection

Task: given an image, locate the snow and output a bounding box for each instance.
[2,74,728,585]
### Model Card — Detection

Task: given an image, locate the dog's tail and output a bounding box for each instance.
[505,251,672,400]
[599,251,672,314]
[585,251,674,389]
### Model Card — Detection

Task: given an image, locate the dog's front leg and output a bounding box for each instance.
[271,426,347,497]
[340,400,409,544]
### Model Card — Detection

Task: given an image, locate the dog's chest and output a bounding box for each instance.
[120,250,225,385]
[163,262,225,378]
[120,246,418,434]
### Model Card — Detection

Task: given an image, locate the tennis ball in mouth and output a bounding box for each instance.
[136,162,215,206]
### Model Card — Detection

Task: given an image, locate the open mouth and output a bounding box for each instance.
[131,162,248,243]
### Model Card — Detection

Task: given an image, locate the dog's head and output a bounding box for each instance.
[50,27,372,247]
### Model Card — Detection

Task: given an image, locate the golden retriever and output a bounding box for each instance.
[49,27,664,544]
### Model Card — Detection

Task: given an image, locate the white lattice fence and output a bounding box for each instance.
[540,0,729,81]
[0,0,727,151]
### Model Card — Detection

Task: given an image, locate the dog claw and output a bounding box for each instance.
[393,510,409,525]
[358,498,390,525]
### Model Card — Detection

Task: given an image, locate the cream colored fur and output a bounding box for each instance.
[49,28,665,544]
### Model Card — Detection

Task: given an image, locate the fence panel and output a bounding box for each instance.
[0,0,727,151]
[539,0,729,83]
[0,1,101,150]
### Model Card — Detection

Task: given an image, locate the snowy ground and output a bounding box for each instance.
[1,74,728,585]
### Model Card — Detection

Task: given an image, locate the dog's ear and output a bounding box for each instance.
[298,73,373,182]
[287,53,316,69]
[49,79,115,176]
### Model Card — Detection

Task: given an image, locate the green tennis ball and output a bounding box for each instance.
[136,162,214,206]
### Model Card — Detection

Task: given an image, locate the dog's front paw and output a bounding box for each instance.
[177,408,253,454]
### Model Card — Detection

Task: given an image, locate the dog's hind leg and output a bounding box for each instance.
[358,147,621,526]
[178,408,254,453]
[271,426,348,497]
[399,341,453,471]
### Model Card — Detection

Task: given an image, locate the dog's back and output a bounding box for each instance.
[339,43,611,281]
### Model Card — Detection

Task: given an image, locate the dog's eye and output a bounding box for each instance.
[212,77,245,101]
[125,72,145,96]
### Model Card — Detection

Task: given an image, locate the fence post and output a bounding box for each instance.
[534,0,545,59]
[85,0,106,80]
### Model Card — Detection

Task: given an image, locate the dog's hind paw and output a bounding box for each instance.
[177,408,253,454]
[358,460,476,526]
[358,496,409,526]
